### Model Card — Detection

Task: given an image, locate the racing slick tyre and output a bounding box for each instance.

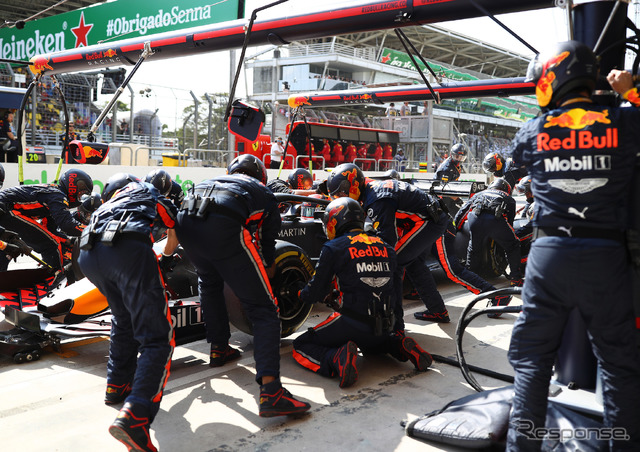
[225,240,314,338]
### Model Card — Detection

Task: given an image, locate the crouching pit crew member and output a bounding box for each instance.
[78,172,178,452]
[327,163,451,325]
[175,154,311,418]
[293,197,433,387]
[0,168,92,271]
[506,41,640,451]
[454,177,523,288]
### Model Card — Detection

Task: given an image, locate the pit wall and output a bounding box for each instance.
[0,162,487,193]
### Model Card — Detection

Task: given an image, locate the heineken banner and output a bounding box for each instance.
[378,47,477,82]
[0,0,244,62]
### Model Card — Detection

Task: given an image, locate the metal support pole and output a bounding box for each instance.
[127,85,134,143]
[204,93,213,150]
[111,102,117,143]
[182,113,193,152]
[150,108,158,148]
[228,49,236,162]
[426,100,434,170]
[30,88,36,146]
[271,52,279,141]
[190,90,199,149]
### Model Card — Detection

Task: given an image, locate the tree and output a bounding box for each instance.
[176,93,229,152]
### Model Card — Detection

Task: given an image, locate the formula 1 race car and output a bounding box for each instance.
[0,233,315,363]
[0,186,527,364]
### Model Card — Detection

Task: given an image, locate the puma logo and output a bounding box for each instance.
[568,206,588,219]
[558,226,572,237]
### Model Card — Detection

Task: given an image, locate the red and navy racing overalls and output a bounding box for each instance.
[294,230,399,377]
[0,184,85,270]
[435,156,461,182]
[454,187,522,281]
[506,99,640,451]
[78,181,176,421]
[175,174,282,384]
[362,179,449,330]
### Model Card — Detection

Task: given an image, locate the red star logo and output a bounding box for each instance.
[71,12,93,48]
[380,53,391,64]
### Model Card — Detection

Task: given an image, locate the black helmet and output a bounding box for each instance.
[227,154,268,184]
[482,152,505,175]
[287,169,313,190]
[525,40,598,109]
[326,163,365,201]
[488,178,512,195]
[58,168,93,207]
[515,175,532,198]
[451,143,467,162]
[0,163,4,189]
[322,197,365,240]
[102,173,140,202]
[145,169,172,196]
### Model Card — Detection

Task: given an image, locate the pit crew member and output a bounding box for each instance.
[454,178,522,286]
[0,168,92,270]
[78,172,178,452]
[326,163,449,329]
[506,41,640,451]
[293,197,433,387]
[175,154,311,418]
[435,143,466,182]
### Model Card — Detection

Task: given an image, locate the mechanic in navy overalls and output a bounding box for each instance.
[293,197,433,388]
[435,143,466,182]
[506,41,640,451]
[454,178,522,287]
[431,146,512,315]
[0,168,92,271]
[78,172,178,452]
[175,154,310,418]
[326,163,449,330]
[482,151,529,191]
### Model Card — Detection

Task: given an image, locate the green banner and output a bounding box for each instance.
[378,47,477,82]
[0,0,243,61]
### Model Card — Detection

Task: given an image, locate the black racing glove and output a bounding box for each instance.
[323,289,342,311]
[159,252,181,273]
[316,180,328,196]
[0,229,33,256]
[77,193,103,224]
[0,241,21,259]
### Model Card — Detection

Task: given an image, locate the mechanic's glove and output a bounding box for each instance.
[316,180,328,196]
[5,233,33,256]
[159,252,181,273]
[77,193,102,224]
[323,289,342,311]
[0,240,22,259]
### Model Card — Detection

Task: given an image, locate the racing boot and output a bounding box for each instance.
[487,295,513,319]
[259,379,311,418]
[510,278,524,287]
[331,341,358,388]
[109,402,157,452]
[209,344,241,367]
[105,382,132,405]
[413,309,450,323]
[397,336,433,371]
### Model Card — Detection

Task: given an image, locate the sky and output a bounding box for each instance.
[113,1,573,131]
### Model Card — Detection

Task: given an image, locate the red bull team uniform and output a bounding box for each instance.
[0,184,85,270]
[506,99,640,450]
[362,179,449,330]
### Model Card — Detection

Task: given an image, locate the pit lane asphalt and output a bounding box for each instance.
[0,269,517,452]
